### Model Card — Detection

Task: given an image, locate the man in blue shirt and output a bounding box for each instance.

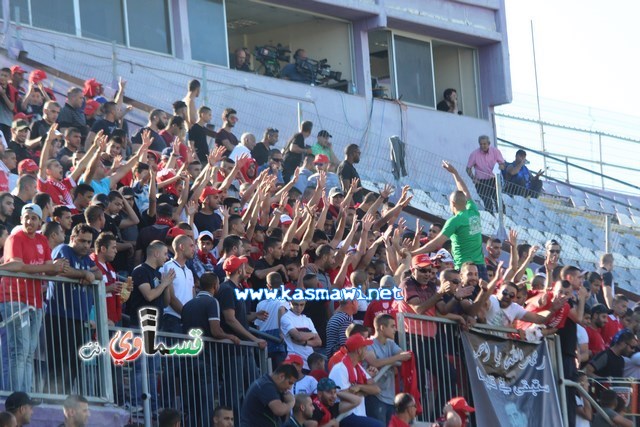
[281,49,312,84]
[46,224,103,392]
[503,149,544,198]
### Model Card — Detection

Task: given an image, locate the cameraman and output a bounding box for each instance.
[281,49,312,84]
[231,48,251,73]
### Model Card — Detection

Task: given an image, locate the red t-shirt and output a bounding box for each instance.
[526,291,570,329]
[91,253,121,323]
[587,326,606,356]
[389,415,411,427]
[37,176,75,208]
[601,315,623,346]
[0,230,51,308]
[363,300,397,329]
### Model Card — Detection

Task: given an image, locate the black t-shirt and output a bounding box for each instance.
[251,143,270,166]
[283,133,305,177]
[558,298,577,357]
[194,211,222,234]
[181,291,220,338]
[90,119,119,136]
[239,374,285,427]
[216,279,248,335]
[131,127,166,152]
[126,262,163,326]
[188,123,209,165]
[251,257,285,290]
[8,140,32,165]
[337,160,362,203]
[10,196,26,227]
[589,348,625,377]
[436,100,463,115]
[30,119,51,143]
[136,225,170,255]
[601,268,613,288]
[304,301,328,345]
[157,192,179,207]
[215,128,238,149]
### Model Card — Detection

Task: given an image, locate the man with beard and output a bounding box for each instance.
[161,235,197,333]
[0,192,15,228]
[337,143,362,204]
[90,232,123,325]
[46,224,103,391]
[283,121,313,183]
[586,303,609,357]
[311,378,363,426]
[251,128,279,166]
[586,329,637,378]
[189,106,212,165]
[215,108,239,155]
[131,109,168,152]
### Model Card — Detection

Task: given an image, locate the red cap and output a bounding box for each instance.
[18,159,39,174]
[313,154,329,165]
[83,78,102,98]
[449,397,474,413]
[199,186,222,203]
[166,227,186,239]
[344,334,373,352]
[13,112,32,122]
[29,69,47,84]
[283,354,304,366]
[147,150,161,164]
[223,255,249,274]
[10,65,26,75]
[84,100,101,117]
[411,254,432,268]
[157,168,176,183]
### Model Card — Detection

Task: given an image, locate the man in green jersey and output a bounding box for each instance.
[413,160,488,280]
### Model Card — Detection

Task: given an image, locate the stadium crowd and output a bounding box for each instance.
[0,65,638,427]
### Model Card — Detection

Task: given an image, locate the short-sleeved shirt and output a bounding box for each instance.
[194,211,222,234]
[311,143,332,158]
[215,128,238,149]
[30,119,52,144]
[312,399,339,424]
[485,296,528,328]
[592,407,620,427]
[363,300,396,330]
[37,176,76,208]
[161,259,194,319]
[466,146,505,180]
[283,133,305,175]
[131,127,165,152]
[188,123,209,165]
[281,310,317,369]
[393,276,438,337]
[126,262,163,326]
[589,348,625,377]
[368,338,402,404]
[217,279,249,335]
[181,291,220,338]
[587,326,606,356]
[79,176,111,196]
[251,143,270,166]
[325,311,353,356]
[599,267,615,295]
[0,230,51,308]
[239,374,285,427]
[601,315,624,346]
[90,119,119,136]
[281,63,311,83]
[442,199,484,267]
[329,361,371,417]
[337,160,361,203]
[7,140,32,165]
[49,244,95,320]
[135,225,170,257]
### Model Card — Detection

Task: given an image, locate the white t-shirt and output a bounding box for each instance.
[329,361,371,417]
[162,259,194,319]
[255,299,289,331]
[624,352,640,379]
[229,144,251,161]
[280,311,317,369]
[485,295,528,328]
[292,374,318,395]
[577,324,588,346]
[575,396,590,427]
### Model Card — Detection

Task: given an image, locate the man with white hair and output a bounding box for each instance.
[230,132,256,161]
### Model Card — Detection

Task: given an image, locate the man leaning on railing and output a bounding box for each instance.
[0,203,68,393]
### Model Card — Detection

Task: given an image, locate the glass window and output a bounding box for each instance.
[80,0,125,44]
[188,0,227,66]
[393,35,435,108]
[2,0,30,24]
[127,0,172,54]
[31,0,75,34]
[433,43,479,118]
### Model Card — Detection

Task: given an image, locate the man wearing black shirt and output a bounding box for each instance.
[231,48,251,72]
[337,143,363,204]
[134,203,174,265]
[251,237,287,290]
[240,365,299,427]
[10,174,36,226]
[194,186,223,234]
[57,87,88,140]
[85,101,119,147]
[283,121,313,183]
[586,330,636,378]
[8,119,32,164]
[252,128,279,166]
[215,108,239,155]
[126,240,174,327]
[56,127,82,174]
[131,109,167,152]
[189,106,212,165]
[27,100,59,149]
[0,192,14,229]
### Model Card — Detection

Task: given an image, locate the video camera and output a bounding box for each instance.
[254,44,291,77]
[296,58,343,85]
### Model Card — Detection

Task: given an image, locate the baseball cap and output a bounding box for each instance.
[161,147,177,158]
[28,69,47,84]
[313,154,329,165]
[198,230,214,241]
[18,159,39,174]
[199,186,222,203]
[280,214,293,226]
[317,130,332,138]
[5,391,39,411]
[590,303,610,315]
[283,354,304,366]
[10,65,26,75]
[147,151,161,164]
[21,203,43,220]
[317,378,340,392]
[13,112,32,122]
[167,227,186,239]
[411,254,432,268]
[91,193,110,207]
[328,187,344,198]
[119,186,136,198]
[449,397,474,413]
[223,255,249,274]
[344,334,373,352]
[12,119,29,131]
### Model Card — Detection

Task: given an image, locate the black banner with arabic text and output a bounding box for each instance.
[461,330,563,427]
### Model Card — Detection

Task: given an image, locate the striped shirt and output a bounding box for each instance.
[325,311,353,357]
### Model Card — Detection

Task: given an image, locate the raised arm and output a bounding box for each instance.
[38,123,59,180]
[443,160,471,200]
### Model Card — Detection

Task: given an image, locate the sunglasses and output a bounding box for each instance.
[272,158,283,163]
[549,249,560,254]
[417,267,434,274]
[502,290,516,298]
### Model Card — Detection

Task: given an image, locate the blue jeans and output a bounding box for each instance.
[365,396,395,425]
[0,302,43,392]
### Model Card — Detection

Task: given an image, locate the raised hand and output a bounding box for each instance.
[186,200,198,217]
[508,229,518,247]
[141,129,153,149]
[380,183,394,199]
[442,160,458,174]
[208,146,226,166]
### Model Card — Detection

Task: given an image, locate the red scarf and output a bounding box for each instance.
[341,354,367,385]
[155,216,174,227]
[396,351,423,415]
[312,397,332,425]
